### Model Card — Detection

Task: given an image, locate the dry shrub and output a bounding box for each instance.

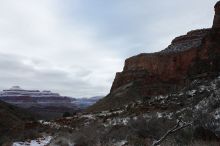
[189,140,220,146]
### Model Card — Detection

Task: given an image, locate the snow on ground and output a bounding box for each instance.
[164,112,173,119]
[114,140,128,146]
[39,120,61,129]
[96,109,124,117]
[213,108,220,120]
[156,112,163,118]
[155,95,168,100]
[155,112,173,119]
[187,90,197,96]
[81,114,96,120]
[13,136,52,146]
[39,120,74,130]
[103,117,130,127]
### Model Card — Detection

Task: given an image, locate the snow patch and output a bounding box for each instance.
[114,140,128,146]
[214,109,220,120]
[104,117,130,127]
[39,120,61,129]
[155,95,168,100]
[13,136,52,146]
[39,120,73,130]
[157,112,163,118]
[81,114,96,120]
[187,90,196,96]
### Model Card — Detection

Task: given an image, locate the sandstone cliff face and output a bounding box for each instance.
[88,1,220,112]
[110,29,220,95]
[110,3,220,94]
[213,1,220,28]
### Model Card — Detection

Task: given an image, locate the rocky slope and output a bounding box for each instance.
[0,100,37,145]
[88,2,220,112]
[27,74,219,146]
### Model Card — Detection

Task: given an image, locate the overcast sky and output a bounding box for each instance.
[0,0,218,97]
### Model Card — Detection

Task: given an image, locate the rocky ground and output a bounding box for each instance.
[10,75,219,146]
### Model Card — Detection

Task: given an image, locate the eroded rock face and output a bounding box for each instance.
[110,2,220,95]
[161,29,210,53]
[213,1,220,28]
[111,29,220,95]
[88,2,220,112]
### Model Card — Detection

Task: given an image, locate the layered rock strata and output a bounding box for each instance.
[110,3,220,96]
[88,1,220,112]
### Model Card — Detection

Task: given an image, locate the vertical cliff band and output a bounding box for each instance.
[213,1,220,28]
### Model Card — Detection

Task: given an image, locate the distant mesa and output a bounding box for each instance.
[1,86,60,97]
[0,86,72,104]
[10,85,22,90]
[0,86,78,119]
[0,86,102,118]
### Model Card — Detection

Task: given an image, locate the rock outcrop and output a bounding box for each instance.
[110,28,220,95]
[88,1,220,112]
[110,1,220,95]
[213,1,220,28]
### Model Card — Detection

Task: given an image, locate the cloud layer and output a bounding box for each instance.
[0,0,217,97]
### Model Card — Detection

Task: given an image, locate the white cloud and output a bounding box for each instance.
[0,0,217,97]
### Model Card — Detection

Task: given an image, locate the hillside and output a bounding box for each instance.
[44,75,220,145]
[0,100,37,145]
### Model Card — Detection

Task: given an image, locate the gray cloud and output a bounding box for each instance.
[0,0,218,97]
[0,53,107,97]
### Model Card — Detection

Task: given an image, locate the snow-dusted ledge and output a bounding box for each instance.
[12,136,52,146]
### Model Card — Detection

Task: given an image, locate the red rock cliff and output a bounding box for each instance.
[110,2,220,95]
[213,1,220,28]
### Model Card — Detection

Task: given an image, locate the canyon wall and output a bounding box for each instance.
[88,1,220,112]
[110,4,220,95]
